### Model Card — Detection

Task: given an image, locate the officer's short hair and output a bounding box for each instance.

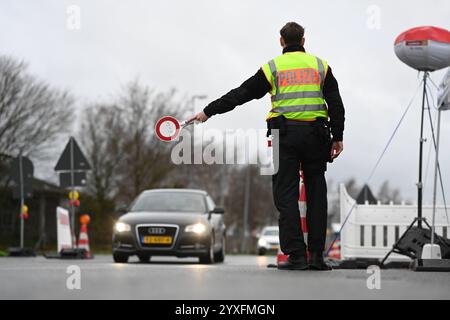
[280,22,305,46]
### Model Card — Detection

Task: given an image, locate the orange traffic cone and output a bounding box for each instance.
[276,171,308,265]
[276,248,289,264]
[328,239,341,260]
[78,224,91,258]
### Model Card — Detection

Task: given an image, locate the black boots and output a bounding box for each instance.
[308,252,332,271]
[277,252,332,271]
[277,253,308,270]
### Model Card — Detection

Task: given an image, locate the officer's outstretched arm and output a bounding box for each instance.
[187,69,271,123]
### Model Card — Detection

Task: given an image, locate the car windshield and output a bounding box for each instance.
[263,229,279,236]
[130,192,206,213]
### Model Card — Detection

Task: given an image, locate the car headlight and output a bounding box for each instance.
[114,222,131,233]
[185,223,207,234]
[258,239,268,247]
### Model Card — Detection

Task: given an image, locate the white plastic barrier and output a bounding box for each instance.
[340,184,449,261]
[57,207,72,252]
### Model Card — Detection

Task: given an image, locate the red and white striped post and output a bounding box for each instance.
[299,172,308,254]
[72,232,77,249]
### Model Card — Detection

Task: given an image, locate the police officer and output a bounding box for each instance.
[188,22,345,271]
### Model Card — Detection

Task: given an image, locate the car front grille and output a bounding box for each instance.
[136,225,179,248]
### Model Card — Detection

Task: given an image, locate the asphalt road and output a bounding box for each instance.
[0,254,449,299]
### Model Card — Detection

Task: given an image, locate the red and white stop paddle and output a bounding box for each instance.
[155,116,197,142]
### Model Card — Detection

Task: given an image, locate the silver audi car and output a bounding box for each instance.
[112,189,226,264]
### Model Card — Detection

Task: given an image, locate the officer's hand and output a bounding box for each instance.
[187,111,209,124]
[331,141,344,160]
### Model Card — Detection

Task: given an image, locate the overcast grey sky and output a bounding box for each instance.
[1,0,449,202]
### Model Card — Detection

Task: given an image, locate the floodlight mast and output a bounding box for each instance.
[417,72,428,228]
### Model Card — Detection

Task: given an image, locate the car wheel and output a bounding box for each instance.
[258,248,266,256]
[199,235,215,264]
[214,235,225,263]
[137,253,151,263]
[113,252,129,263]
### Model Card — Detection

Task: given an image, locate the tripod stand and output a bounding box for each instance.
[381,71,449,267]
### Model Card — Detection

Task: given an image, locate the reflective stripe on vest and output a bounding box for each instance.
[270,104,327,113]
[316,57,325,92]
[264,53,328,121]
[271,91,323,102]
[268,60,279,95]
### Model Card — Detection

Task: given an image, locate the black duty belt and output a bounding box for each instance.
[285,119,316,126]
[267,116,327,137]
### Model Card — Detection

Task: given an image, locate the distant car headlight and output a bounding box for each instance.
[258,238,268,247]
[185,223,207,234]
[114,222,131,233]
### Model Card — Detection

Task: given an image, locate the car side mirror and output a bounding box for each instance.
[211,207,225,214]
[116,204,128,215]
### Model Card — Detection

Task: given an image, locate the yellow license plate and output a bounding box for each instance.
[142,236,172,244]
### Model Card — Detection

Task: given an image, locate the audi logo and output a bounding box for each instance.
[147,227,166,235]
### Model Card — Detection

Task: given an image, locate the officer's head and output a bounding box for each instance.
[280,22,305,48]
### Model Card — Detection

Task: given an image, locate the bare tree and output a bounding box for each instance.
[79,80,189,206]
[219,165,275,253]
[0,55,73,160]
[345,178,360,199]
[378,180,401,204]
[80,103,126,206]
[116,81,188,202]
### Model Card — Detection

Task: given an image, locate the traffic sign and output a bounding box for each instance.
[10,156,33,199]
[59,171,87,188]
[54,137,91,249]
[155,116,197,142]
[55,137,91,171]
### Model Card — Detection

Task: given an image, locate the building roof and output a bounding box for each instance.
[0,153,65,195]
[356,184,378,205]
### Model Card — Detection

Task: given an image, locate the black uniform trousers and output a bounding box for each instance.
[272,124,328,256]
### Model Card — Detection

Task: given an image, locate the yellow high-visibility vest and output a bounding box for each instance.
[262,51,329,121]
